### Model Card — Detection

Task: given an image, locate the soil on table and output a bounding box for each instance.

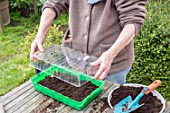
[38,76,98,101]
[90,97,110,113]
[31,101,61,113]
[110,86,163,113]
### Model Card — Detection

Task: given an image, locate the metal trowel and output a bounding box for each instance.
[113,80,161,113]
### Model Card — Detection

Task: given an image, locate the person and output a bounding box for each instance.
[30,0,147,84]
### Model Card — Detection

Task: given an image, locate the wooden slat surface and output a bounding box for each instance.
[84,84,119,113]
[0,80,169,113]
[0,80,32,103]
[31,98,55,112]
[0,103,4,113]
[5,87,35,110]
[21,95,49,113]
[6,90,39,113]
[2,83,33,108]
[14,93,45,113]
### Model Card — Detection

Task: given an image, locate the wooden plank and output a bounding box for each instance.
[59,106,72,113]
[6,91,39,113]
[102,108,113,113]
[0,103,5,113]
[55,103,66,113]
[0,13,4,33]
[68,110,83,113]
[84,83,119,113]
[12,93,45,113]
[0,80,32,103]
[101,83,119,98]
[21,95,49,113]
[68,80,114,113]
[5,87,35,110]
[32,98,66,113]
[31,98,55,112]
[1,82,33,106]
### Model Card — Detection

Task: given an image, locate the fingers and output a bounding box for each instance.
[30,33,45,61]
[93,65,105,79]
[98,68,109,80]
[30,42,37,60]
[90,60,100,66]
[90,57,111,80]
[37,43,44,52]
[30,41,44,61]
[93,63,110,80]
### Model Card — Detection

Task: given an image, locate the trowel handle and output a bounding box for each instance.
[145,80,161,95]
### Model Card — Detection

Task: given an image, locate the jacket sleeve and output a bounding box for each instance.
[115,0,147,36]
[42,0,69,19]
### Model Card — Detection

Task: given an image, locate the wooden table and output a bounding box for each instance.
[0,80,170,113]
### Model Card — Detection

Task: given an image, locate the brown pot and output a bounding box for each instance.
[0,0,10,26]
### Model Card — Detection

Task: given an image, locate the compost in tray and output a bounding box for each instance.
[38,76,98,101]
[110,86,163,113]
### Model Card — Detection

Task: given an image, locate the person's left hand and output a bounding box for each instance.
[90,50,117,80]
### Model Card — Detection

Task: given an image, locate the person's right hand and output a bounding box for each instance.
[30,34,45,60]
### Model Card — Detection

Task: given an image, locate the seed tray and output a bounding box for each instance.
[30,65,105,110]
[30,44,99,87]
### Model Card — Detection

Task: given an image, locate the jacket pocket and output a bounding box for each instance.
[100,43,128,64]
[62,29,72,48]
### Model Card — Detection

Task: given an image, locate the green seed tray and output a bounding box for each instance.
[30,65,105,110]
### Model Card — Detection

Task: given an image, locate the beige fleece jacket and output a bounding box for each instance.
[42,0,147,73]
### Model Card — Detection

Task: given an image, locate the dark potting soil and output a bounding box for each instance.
[38,76,98,101]
[31,101,61,113]
[90,97,110,113]
[110,86,163,113]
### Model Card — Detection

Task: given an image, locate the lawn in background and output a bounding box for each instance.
[0,12,68,96]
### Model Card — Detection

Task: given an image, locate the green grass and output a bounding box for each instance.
[0,15,40,95]
[0,11,68,96]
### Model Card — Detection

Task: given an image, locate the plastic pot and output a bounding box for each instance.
[108,83,165,113]
[0,0,10,26]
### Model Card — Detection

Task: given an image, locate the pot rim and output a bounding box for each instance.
[107,83,165,113]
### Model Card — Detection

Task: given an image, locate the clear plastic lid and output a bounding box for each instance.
[30,44,99,87]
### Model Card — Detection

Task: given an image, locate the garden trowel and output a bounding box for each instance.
[113,80,161,113]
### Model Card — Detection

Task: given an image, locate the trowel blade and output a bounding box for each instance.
[114,96,132,113]
[113,96,143,113]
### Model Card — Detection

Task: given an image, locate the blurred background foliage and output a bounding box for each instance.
[127,0,170,100]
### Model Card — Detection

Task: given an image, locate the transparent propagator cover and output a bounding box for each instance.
[30,44,99,87]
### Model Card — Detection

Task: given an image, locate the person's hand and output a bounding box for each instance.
[30,34,45,60]
[90,50,117,80]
